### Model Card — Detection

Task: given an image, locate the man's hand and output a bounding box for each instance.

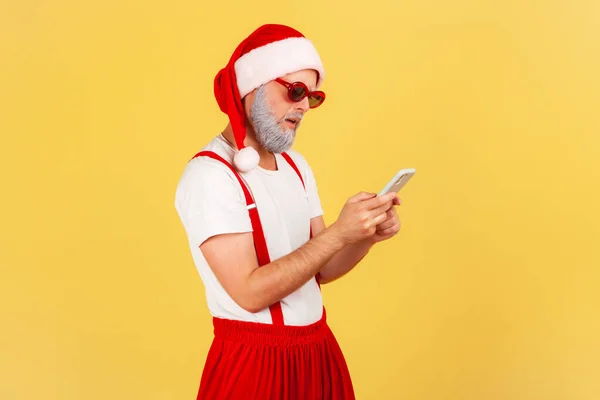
[329,191,397,245]
[370,194,402,243]
[310,192,402,283]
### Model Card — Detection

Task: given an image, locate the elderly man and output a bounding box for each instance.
[175,24,401,400]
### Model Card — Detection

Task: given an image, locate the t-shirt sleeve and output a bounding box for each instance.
[175,161,253,247]
[303,158,324,219]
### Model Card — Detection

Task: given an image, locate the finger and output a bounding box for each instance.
[393,196,402,206]
[376,209,395,225]
[369,201,394,219]
[348,191,377,204]
[376,215,396,230]
[372,212,388,226]
[379,223,401,235]
[368,192,398,209]
[376,221,394,232]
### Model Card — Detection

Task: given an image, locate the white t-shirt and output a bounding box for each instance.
[174,134,325,326]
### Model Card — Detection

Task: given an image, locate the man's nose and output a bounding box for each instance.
[295,96,310,113]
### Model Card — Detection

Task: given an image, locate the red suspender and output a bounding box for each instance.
[280,152,321,287]
[280,152,305,187]
[192,150,284,324]
[280,153,313,238]
[191,150,319,325]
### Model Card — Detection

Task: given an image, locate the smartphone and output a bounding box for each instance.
[378,168,416,196]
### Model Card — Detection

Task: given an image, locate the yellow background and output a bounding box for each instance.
[1,0,599,399]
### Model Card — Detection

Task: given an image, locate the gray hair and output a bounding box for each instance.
[249,85,302,154]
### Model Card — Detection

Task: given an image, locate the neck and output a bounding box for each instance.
[221,124,277,171]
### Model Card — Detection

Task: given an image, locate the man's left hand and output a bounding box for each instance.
[370,195,402,243]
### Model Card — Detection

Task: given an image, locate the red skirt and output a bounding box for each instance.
[196,309,355,400]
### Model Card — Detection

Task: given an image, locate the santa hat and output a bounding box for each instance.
[214,24,325,172]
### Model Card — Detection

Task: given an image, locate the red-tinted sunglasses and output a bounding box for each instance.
[274,78,326,109]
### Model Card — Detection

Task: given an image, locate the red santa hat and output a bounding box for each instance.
[214,24,325,172]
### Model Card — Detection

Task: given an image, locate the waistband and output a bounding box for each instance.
[212,307,329,347]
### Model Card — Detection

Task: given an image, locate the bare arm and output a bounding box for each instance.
[311,216,375,284]
[200,226,345,313]
[199,191,396,313]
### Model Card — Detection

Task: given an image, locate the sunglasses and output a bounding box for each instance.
[274,78,326,109]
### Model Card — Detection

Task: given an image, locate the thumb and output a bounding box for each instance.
[348,191,377,204]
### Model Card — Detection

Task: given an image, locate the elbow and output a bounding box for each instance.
[226,275,275,313]
[316,270,343,285]
[233,293,267,314]
[240,303,264,314]
[230,274,274,313]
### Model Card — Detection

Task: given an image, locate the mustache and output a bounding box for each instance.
[279,112,304,125]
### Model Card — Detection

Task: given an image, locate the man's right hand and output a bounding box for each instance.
[329,191,397,245]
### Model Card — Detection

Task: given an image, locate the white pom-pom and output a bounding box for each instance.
[233,146,260,172]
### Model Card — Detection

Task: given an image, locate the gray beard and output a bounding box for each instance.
[249,85,302,154]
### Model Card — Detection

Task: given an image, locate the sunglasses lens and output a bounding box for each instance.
[308,93,325,108]
[289,85,306,102]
